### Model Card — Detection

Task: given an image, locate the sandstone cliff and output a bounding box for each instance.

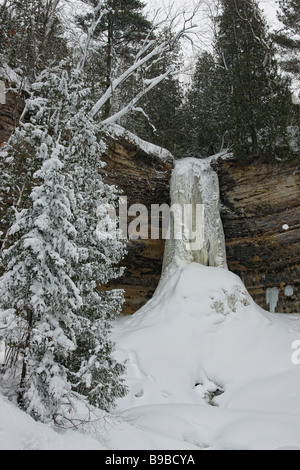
[101,127,173,314]
[215,158,300,313]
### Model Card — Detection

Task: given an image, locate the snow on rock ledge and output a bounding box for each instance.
[105,124,174,164]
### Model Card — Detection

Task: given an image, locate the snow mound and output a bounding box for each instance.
[113,263,300,450]
[1,264,299,449]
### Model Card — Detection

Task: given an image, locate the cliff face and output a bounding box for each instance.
[0,82,27,145]
[100,128,174,314]
[215,158,300,313]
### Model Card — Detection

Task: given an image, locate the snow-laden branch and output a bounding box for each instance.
[101,69,172,126]
[89,2,201,120]
[90,40,169,118]
[77,2,108,71]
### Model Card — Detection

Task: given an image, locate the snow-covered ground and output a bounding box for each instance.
[112,264,300,450]
[1,263,299,450]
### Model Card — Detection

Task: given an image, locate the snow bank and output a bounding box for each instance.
[113,263,300,450]
[0,266,299,450]
[0,393,105,450]
[2,263,298,450]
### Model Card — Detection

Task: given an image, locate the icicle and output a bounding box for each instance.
[284,285,294,297]
[0,80,5,104]
[266,287,279,313]
[0,340,5,365]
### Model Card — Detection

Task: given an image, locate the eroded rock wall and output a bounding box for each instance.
[215,158,300,313]
[100,131,174,314]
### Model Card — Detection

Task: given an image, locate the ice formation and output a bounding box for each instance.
[266,287,279,313]
[162,157,228,278]
[0,80,5,105]
[284,285,294,297]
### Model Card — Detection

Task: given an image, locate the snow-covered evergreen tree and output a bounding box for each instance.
[59,68,127,411]
[0,61,127,423]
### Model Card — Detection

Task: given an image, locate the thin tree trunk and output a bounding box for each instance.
[17,309,33,408]
[104,14,114,120]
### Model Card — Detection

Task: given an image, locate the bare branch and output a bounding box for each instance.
[77,2,109,71]
[90,2,202,120]
[90,40,169,118]
[100,68,172,126]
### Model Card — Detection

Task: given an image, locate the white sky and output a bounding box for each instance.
[146,0,280,15]
[145,0,281,34]
[144,0,283,81]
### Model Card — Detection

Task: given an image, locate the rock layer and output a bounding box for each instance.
[101,129,174,314]
[215,158,300,313]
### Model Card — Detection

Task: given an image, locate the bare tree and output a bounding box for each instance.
[74,1,202,124]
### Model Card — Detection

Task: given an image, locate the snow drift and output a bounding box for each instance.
[113,263,300,450]
[2,263,299,450]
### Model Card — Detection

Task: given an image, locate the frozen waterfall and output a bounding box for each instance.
[161,156,228,279]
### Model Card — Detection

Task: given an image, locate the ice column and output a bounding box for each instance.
[0,340,5,365]
[162,157,227,276]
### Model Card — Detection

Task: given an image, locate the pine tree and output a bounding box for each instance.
[215,0,294,161]
[180,51,229,158]
[77,0,152,118]
[274,0,300,79]
[139,71,183,155]
[0,0,67,81]
[0,61,127,423]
